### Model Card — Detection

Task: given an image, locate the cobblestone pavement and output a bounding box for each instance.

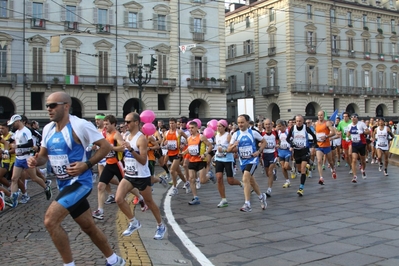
[2,160,399,266]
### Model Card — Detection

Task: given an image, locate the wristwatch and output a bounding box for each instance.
[85,160,93,169]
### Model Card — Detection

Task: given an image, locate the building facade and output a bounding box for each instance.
[0,0,227,121]
[226,0,399,122]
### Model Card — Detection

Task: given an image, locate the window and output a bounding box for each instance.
[308,65,317,85]
[98,51,108,83]
[157,54,167,81]
[269,8,275,22]
[330,9,336,23]
[128,12,138,28]
[31,92,44,110]
[229,22,234,33]
[364,39,370,52]
[66,49,77,76]
[364,70,370,87]
[377,17,381,30]
[363,14,367,28]
[0,0,7,18]
[227,44,236,59]
[391,19,396,33]
[268,67,276,87]
[307,4,312,20]
[378,71,384,88]
[158,14,166,31]
[307,31,315,46]
[378,41,383,54]
[332,35,338,50]
[246,16,250,28]
[393,73,397,88]
[245,72,253,92]
[392,43,396,55]
[229,75,236,92]
[243,40,253,55]
[33,2,43,18]
[348,69,355,87]
[347,12,352,26]
[333,67,339,85]
[194,56,203,78]
[66,5,76,22]
[32,47,43,82]
[390,0,394,8]
[98,93,108,110]
[269,32,275,47]
[194,18,202,33]
[0,45,6,77]
[348,37,354,51]
[98,8,107,24]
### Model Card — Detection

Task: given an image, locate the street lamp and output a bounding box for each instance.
[127,55,156,114]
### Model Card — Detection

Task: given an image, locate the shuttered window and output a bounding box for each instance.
[0,45,6,77]
[66,49,77,75]
[98,51,108,83]
[32,47,43,82]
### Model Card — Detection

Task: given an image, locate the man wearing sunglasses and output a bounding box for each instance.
[28,92,126,266]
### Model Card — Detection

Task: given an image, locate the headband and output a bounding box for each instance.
[95,115,105,120]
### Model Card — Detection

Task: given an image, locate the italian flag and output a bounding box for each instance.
[65,75,79,84]
[34,19,43,27]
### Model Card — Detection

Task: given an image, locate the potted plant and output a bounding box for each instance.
[186,77,191,81]
[211,77,216,83]
[199,77,206,82]
[53,77,59,84]
[217,78,223,82]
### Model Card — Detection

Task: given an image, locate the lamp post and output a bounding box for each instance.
[127,56,156,114]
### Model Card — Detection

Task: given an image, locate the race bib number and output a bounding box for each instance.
[377,137,387,147]
[266,141,275,149]
[293,137,305,148]
[15,148,23,156]
[280,143,288,149]
[238,146,253,159]
[48,154,72,179]
[188,145,199,156]
[125,157,138,176]
[316,133,325,142]
[167,140,177,150]
[351,134,360,143]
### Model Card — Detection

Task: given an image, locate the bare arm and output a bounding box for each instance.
[113,132,126,152]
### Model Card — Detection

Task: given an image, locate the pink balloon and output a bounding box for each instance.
[208,119,218,131]
[142,123,156,136]
[203,127,215,138]
[193,119,202,127]
[140,110,156,123]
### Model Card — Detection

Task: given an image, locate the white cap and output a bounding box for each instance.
[7,114,22,126]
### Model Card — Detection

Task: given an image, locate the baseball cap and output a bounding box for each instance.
[8,114,22,126]
[181,117,188,123]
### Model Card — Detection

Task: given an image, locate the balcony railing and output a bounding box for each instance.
[64,21,78,31]
[262,86,280,96]
[268,47,276,56]
[291,84,398,97]
[348,50,356,58]
[31,18,46,29]
[123,77,177,88]
[332,48,340,56]
[364,52,370,60]
[96,24,111,34]
[307,45,316,54]
[25,74,116,86]
[0,74,17,88]
[193,32,204,42]
[187,79,228,92]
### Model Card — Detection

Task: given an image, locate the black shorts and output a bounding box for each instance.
[242,163,257,176]
[154,148,163,159]
[188,161,207,172]
[293,148,310,164]
[99,162,124,184]
[215,161,234,177]
[352,144,366,156]
[366,139,371,144]
[168,155,181,162]
[124,176,152,191]
[209,151,215,157]
[55,181,91,219]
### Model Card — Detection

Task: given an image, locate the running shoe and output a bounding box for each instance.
[337,161,340,167]
[0,192,4,211]
[45,185,52,200]
[297,188,304,196]
[305,164,310,178]
[366,157,369,163]
[349,169,353,174]
[92,209,104,220]
[169,187,178,196]
[273,169,277,181]
[196,178,201,189]
[351,176,358,183]
[11,192,19,208]
[332,169,337,179]
[19,194,30,204]
[261,168,265,174]
[154,224,167,240]
[312,164,316,171]
[122,220,142,236]
[168,180,174,185]
[308,170,312,178]
[166,173,171,179]
[327,163,331,168]
[384,170,389,176]
[361,170,367,180]
[378,164,383,172]
[276,162,281,168]
[188,197,200,205]
[208,171,216,184]
[260,193,267,210]
[318,177,325,185]
[290,170,296,179]
[133,196,139,205]
[266,188,272,198]
[106,256,126,266]
[345,163,349,167]
[371,159,375,164]
[240,203,252,212]
[105,195,116,204]
[282,180,290,188]
[240,181,244,188]
[139,200,148,212]
[217,199,228,208]
[159,176,168,188]
[185,182,191,194]
[322,164,325,170]
[4,196,13,207]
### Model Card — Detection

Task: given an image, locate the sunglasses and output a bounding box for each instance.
[124,120,132,124]
[45,102,67,109]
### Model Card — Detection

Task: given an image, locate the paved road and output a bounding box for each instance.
[2,160,399,266]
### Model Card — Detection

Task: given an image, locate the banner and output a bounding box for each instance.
[389,135,399,155]
[179,44,196,54]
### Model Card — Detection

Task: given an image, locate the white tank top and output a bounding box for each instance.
[376,126,389,150]
[124,131,150,178]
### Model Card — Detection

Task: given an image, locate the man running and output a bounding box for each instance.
[374,118,394,176]
[261,118,279,197]
[28,91,125,266]
[275,119,293,189]
[336,112,352,172]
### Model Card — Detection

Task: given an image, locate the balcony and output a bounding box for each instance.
[268,47,276,56]
[24,74,117,89]
[392,55,399,63]
[262,86,280,96]
[0,74,17,88]
[187,79,228,93]
[378,54,385,61]
[64,21,78,31]
[364,52,370,60]
[332,48,340,56]
[123,77,177,91]
[290,84,399,97]
[193,32,204,42]
[348,50,356,58]
[363,87,398,97]
[30,18,46,29]
[307,45,316,54]
[96,24,111,34]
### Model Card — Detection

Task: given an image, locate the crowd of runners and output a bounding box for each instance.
[0,92,397,265]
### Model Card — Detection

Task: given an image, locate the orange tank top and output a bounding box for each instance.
[187,135,203,163]
[105,131,122,164]
[315,121,331,148]
[147,136,155,161]
[166,130,179,156]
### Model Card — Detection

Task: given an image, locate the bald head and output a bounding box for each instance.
[48,91,72,105]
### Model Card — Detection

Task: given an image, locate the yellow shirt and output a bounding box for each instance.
[1,132,16,164]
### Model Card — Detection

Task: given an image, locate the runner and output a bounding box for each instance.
[336,112,353,172]
[374,118,394,176]
[27,91,125,266]
[227,114,267,212]
[275,119,293,189]
[261,118,279,197]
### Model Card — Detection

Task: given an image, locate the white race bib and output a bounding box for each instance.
[124,157,138,176]
[167,140,177,150]
[48,154,72,179]
[239,145,253,159]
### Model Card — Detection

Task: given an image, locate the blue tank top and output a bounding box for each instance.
[46,123,92,190]
[236,129,258,169]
